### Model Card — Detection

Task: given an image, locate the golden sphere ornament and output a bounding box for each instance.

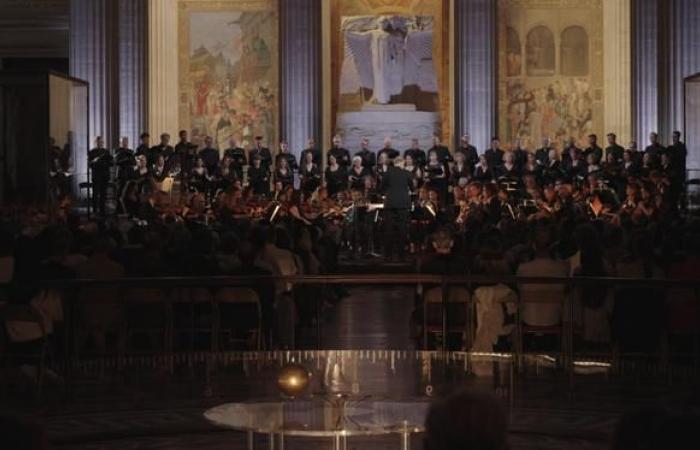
[277,363,311,398]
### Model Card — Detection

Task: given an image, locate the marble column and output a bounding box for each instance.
[454,0,497,152]
[147,0,179,140]
[603,0,632,145]
[118,0,148,145]
[279,0,323,157]
[632,0,660,146]
[663,0,700,143]
[69,0,120,147]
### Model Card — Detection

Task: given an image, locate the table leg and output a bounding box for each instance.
[401,430,411,450]
[278,433,285,450]
[269,433,274,450]
[247,431,254,450]
[333,434,340,450]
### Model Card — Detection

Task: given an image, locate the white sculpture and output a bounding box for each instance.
[343,15,436,105]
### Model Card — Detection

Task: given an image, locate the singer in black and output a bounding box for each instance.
[88,136,113,216]
[382,156,413,261]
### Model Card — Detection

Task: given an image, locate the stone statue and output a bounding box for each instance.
[343,15,436,106]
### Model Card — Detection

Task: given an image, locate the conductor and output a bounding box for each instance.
[382,156,413,261]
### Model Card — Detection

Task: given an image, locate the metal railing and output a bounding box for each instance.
[2,273,699,387]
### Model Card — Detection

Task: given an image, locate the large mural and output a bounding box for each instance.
[329,0,449,150]
[498,0,603,149]
[178,0,277,149]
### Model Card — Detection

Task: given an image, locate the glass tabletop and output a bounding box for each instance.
[204,397,430,437]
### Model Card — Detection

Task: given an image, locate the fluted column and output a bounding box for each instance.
[148,0,179,140]
[632,0,660,145]
[603,0,632,144]
[280,0,322,158]
[664,0,700,141]
[118,0,148,145]
[70,0,120,147]
[454,0,497,152]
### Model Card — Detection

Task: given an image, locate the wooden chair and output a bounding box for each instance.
[0,304,50,399]
[214,287,262,350]
[423,286,471,350]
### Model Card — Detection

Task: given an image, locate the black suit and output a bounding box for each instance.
[300,147,321,166]
[605,144,625,163]
[250,147,272,169]
[455,145,479,168]
[223,147,247,179]
[199,147,220,174]
[355,149,376,169]
[88,147,113,215]
[429,145,452,164]
[328,146,351,168]
[382,166,413,259]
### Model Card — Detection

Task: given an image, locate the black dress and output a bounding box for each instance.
[299,163,321,193]
[248,165,270,196]
[325,165,348,197]
[348,166,370,190]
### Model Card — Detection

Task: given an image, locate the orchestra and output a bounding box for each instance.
[76,130,688,258]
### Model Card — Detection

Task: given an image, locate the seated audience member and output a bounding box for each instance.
[517,225,569,328]
[0,413,49,450]
[425,390,508,450]
[75,235,126,353]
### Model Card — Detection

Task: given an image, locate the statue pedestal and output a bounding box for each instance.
[336,110,440,152]
[361,103,417,112]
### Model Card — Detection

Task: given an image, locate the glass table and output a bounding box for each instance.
[205,397,430,450]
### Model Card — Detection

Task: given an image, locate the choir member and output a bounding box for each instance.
[249,136,272,170]
[474,154,496,183]
[605,133,625,163]
[583,134,603,164]
[485,137,505,169]
[377,136,399,162]
[349,156,371,190]
[535,137,552,167]
[455,133,479,170]
[275,140,298,172]
[355,138,377,170]
[135,132,151,164]
[428,133,452,164]
[151,133,174,167]
[274,155,294,189]
[404,137,427,168]
[300,138,322,167]
[175,129,197,176]
[223,136,247,180]
[328,135,351,168]
[248,154,271,196]
[325,154,348,197]
[299,150,321,194]
[450,152,472,187]
[644,132,666,165]
[198,135,220,174]
[88,136,113,216]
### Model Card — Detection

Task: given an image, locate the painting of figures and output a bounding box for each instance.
[179,6,277,149]
[498,0,603,148]
[505,78,594,145]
